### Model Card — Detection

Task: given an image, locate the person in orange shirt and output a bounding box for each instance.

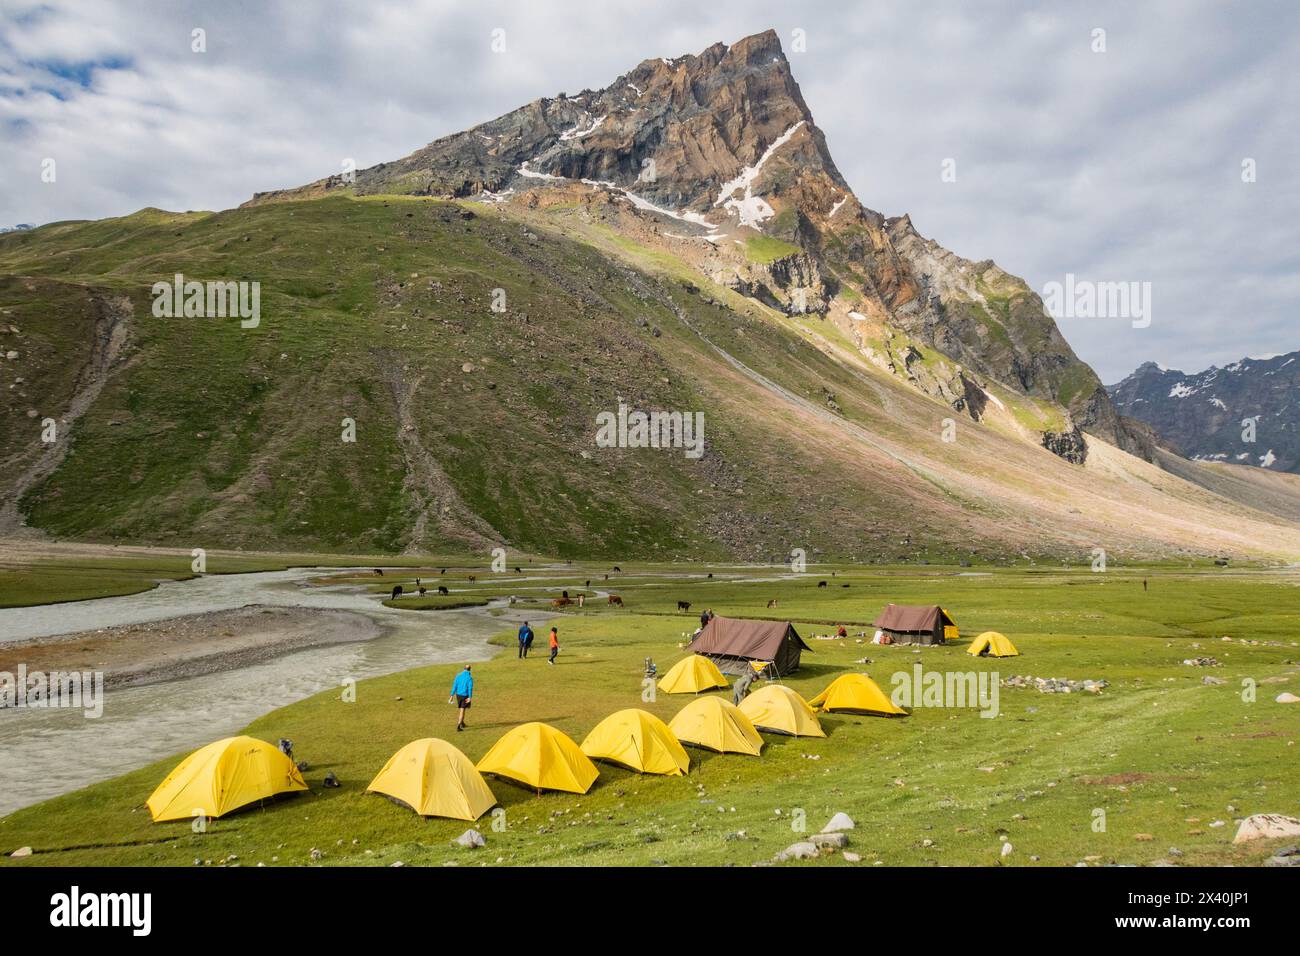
[547,626,560,665]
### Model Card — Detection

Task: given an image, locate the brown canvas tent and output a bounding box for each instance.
[872,604,957,645]
[686,616,810,677]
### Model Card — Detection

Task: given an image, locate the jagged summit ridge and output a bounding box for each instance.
[245,29,1147,464]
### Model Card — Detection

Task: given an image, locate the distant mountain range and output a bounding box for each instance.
[0,225,34,234]
[1109,352,1299,473]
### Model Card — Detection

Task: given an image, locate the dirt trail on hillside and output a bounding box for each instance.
[0,291,132,534]
[376,349,500,554]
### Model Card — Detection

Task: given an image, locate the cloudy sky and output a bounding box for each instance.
[1,0,1295,381]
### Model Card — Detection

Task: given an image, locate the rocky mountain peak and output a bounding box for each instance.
[244,29,1145,465]
[1110,350,1299,472]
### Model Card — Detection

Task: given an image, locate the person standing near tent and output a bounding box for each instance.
[547,626,559,665]
[450,665,473,732]
[732,668,757,705]
[517,621,533,659]
[699,608,710,629]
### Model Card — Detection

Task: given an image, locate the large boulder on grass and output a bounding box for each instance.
[1232,814,1300,844]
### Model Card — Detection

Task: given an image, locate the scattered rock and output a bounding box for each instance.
[9,846,32,858]
[454,829,486,849]
[1276,692,1299,704]
[1001,675,1108,694]
[773,841,819,862]
[811,832,848,849]
[1182,657,1221,668]
[822,812,855,833]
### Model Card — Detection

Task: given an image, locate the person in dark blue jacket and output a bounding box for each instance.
[451,665,473,731]
[518,621,534,659]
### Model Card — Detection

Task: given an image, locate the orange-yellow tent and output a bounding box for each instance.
[580,709,690,776]
[658,655,729,694]
[367,738,497,820]
[146,735,307,822]
[668,696,763,755]
[967,631,1019,657]
[808,673,907,716]
[476,722,599,794]
[738,684,826,737]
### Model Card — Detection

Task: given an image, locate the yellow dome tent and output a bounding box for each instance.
[668,696,764,755]
[658,654,729,694]
[967,631,1020,657]
[580,709,690,776]
[808,673,908,716]
[738,684,826,737]
[367,738,498,820]
[476,722,600,794]
[146,735,308,822]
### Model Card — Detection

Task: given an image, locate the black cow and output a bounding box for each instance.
[817,580,828,588]
[437,585,449,595]
[391,585,403,600]
[677,601,691,612]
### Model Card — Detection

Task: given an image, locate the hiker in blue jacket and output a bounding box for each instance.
[451,665,473,731]
[518,621,534,659]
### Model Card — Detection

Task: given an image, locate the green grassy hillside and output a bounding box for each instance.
[2,196,1297,562]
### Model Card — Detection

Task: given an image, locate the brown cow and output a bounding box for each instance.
[551,596,572,608]
[766,598,778,609]
[608,595,624,607]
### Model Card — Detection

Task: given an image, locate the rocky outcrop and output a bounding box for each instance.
[1041,427,1088,465]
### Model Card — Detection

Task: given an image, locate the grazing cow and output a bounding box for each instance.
[585,580,591,588]
[391,585,403,601]
[817,580,828,588]
[437,585,449,595]
[612,565,622,572]
[707,573,713,579]
[418,587,427,596]
[561,590,569,599]
[468,575,477,583]
[551,596,572,608]
[514,566,522,574]
[766,598,778,609]
[577,594,585,608]
[440,568,446,575]
[677,601,691,612]
[841,584,850,588]
[608,595,623,607]
[373,568,384,576]
[415,577,421,587]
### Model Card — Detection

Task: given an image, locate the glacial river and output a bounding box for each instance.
[0,569,530,816]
